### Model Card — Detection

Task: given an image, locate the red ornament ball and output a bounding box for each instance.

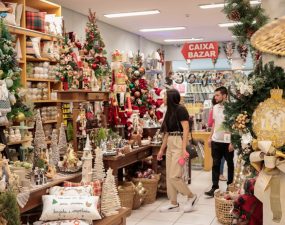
[100,57,107,64]
[92,63,98,70]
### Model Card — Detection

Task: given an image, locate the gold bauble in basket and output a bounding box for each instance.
[252,89,285,148]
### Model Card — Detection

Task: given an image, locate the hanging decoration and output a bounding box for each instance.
[237,44,249,64]
[223,42,235,65]
[212,45,221,68]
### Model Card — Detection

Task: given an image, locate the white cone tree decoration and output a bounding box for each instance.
[93,147,106,181]
[34,110,47,151]
[34,110,47,163]
[101,168,121,216]
[82,135,93,183]
[58,123,67,154]
[51,129,60,167]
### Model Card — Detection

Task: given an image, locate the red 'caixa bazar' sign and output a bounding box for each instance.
[181,42,219,60]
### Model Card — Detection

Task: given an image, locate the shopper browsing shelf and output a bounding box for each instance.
[157,89,197,213]
[205,86,234,198]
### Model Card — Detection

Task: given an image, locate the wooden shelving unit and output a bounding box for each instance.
[26,55,58,63]
[26,78,57,82]
[42,120,57,124]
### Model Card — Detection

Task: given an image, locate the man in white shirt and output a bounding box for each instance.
[205,86,234,197]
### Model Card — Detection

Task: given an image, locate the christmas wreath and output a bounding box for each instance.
[224,62,285,164]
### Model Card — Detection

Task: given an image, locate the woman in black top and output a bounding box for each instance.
[157,89,197,213]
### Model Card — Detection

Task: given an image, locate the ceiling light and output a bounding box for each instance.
[164,38,203,42]
[218,22,242,27]
[199,1,261,9]
[104,10,160,18]
[140,27,186,32]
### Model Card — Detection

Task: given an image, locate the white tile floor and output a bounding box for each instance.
[127,169,227,225]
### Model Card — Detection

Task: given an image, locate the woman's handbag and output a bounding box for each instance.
[175,113,198,160]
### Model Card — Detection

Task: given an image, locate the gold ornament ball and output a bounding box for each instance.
[138,189,145,196]
[14,112,26,122]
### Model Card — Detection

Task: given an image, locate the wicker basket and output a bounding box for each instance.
[227,183,240,193]
[118,182,135,209]
[215,191,234,225]
[132,189,147,210]
[132,174,160,204]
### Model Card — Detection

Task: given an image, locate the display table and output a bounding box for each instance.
[20,173,82,213]
[93,208,130,225]
[103,145,152,181]
[192,131,212,171]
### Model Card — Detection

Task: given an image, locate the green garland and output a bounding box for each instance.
[223,0,268,45]
[224,62,285,163]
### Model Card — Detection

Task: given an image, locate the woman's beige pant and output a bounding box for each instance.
[166,136,194,202]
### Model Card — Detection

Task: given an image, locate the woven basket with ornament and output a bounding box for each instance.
[132,174,160,204]
[215,191,234,225]
[118,182,135,209]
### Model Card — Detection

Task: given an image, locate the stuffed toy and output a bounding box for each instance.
[232,178,263,225]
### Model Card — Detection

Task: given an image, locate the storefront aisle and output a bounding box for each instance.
[127,169,227,225]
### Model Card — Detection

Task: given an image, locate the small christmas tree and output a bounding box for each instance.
[58,123,67,155]
[0,19,32,120]
[92,147,105,181]
[83,9,109,77]
[34,110,47,153]
[50,129,60,167]
[0,189,21,225]
[101,168,121,216]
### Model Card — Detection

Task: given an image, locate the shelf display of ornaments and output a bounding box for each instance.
[26,82,49,101]
[26,62,58,80]
[40,106,57,121]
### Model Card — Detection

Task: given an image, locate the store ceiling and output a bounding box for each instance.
[52,0,234,45]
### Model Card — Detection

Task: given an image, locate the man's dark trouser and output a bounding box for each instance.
[211,141,234,189]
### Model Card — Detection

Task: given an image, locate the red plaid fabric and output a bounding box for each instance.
[64,180,102,196]
[26,11,46,33]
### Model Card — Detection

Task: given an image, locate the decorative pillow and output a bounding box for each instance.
[31,37,41,58]
[49,185,93,196]
[40,195,101,221]
[54,16,63,35]
[26,11,46,33]
[64,180,102,196]
[15,3,23,26]
[34,220,91,225]
[45,14,56,34]
[1,2,17,26]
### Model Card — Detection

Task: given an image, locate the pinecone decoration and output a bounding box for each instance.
[228,10,240,21]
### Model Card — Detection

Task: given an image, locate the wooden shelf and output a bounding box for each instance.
[8,25,62,41]
[7,139,30,146]
[43,120,57,124]
[26,55,58,63]
[26,78,57,82]
[32,100,58,103]
[17,59,25,64]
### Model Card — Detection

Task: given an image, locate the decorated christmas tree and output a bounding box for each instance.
[58,123,68,154]
[101,168,121,216]
[126,51,154,117]
[50,129,60,167]
[83,9,109,77]
[93,147,105,181]
[57,33,81,90]
[0,19,32,120]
